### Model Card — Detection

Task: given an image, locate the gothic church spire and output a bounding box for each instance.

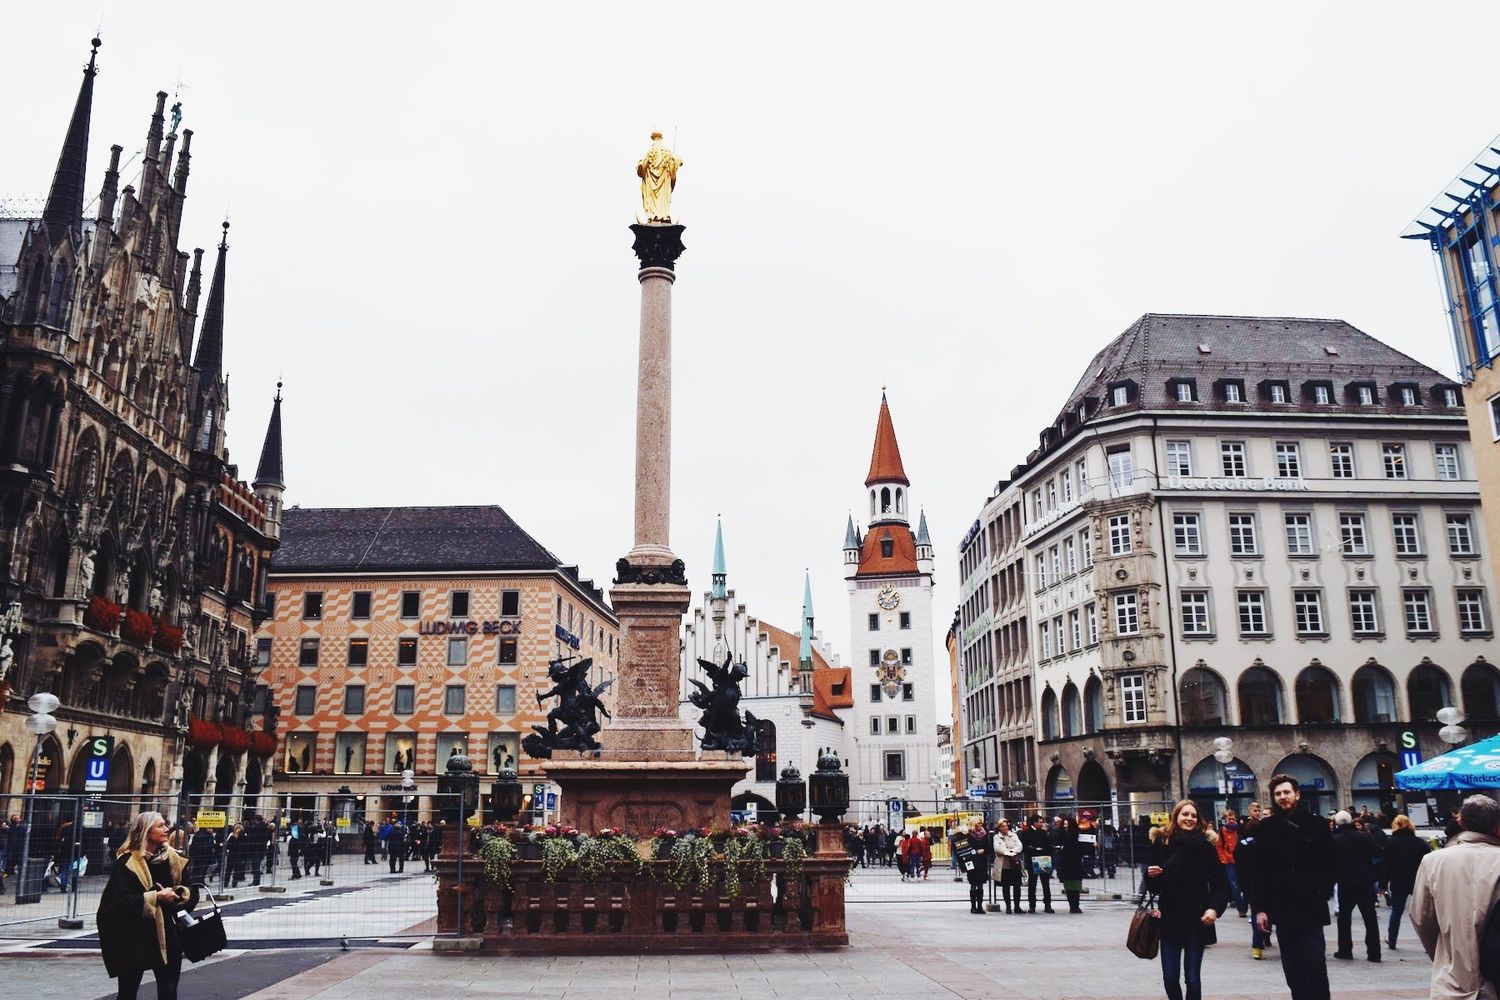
[42,38,100,243]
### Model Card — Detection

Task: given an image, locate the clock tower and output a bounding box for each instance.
[845,393,937,816]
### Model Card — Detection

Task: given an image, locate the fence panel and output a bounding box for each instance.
[0,791,463,945]
[840,797,1179,904]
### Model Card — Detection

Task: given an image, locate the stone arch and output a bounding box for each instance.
[1040,687,1059,741]
[243,753,262,796]
[1077,758,1110,803]
[214,750,238,810]
[0,742,13,796]
[1179,665,1230,726]
[1407,661,1453,722]
[132,662,171,723]
[91,532,116,598]
[141,758,157,796]
[100,651,140,716]
[880,487,891,514]
[1352,663,1400,724]
[67,743,91,792]
[869,490,876,518]
[107,742,135,796]
[894,487,904,514]
[1187,755,1259,816]
[1294,664,1342,724]
[127,546,153,612]
[1061,682,1082,738]
[1461,661,1500,721]
[63,641,109,709]
[48,528,71,599]
[70,429,101,500]
[182,748,209,801]
[1351,750,1399,815]
[1083,676,1103,734]
[731,791,779,824]
[1044,763,1073,805]
[1237,663,1284,726]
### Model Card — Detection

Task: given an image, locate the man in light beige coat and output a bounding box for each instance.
[1412,794,1500,1000]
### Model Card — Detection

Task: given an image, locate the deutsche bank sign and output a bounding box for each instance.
[83,736,113,793]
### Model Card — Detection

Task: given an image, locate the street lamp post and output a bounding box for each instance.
[16,691,60,904]
[1437,706,1468,748]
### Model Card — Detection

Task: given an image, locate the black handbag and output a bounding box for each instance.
[1126,892,1161,960]
[176,883,227,962]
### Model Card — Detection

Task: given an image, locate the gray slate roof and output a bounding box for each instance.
[1060,313,1454,414]
[276,505,564,574]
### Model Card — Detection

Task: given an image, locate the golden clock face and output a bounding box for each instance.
[877,585,900,611]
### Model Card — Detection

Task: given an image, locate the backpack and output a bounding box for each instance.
[1481,896,1500,988]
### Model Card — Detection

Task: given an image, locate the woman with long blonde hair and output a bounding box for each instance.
[1145,800,1230,1000]
[96,811,199,999]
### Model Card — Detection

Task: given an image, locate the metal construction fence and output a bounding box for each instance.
[842,797,1181,904]
[0,792,464,946]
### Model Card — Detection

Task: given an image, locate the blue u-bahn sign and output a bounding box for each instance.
[83,735,113,793]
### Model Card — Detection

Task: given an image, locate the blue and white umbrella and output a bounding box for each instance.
[1394,732,1500,791]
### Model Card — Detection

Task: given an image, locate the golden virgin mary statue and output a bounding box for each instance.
[636,131,682,224]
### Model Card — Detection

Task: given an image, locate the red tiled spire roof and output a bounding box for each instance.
[864,393,910,487]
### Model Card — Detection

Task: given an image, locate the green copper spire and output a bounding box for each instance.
[799,571,814,671]
[844,514,860,550]
[711,517,727,600]
[916,509,931,547]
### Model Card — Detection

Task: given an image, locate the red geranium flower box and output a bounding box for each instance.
[121,609,156,645]
[84,595,122,632]
[250,731,276,755]
[186,719,223,748]
[220,727,250,753]
[153,620,183,653]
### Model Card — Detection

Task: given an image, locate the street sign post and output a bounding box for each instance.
[83,735,114,793]
[1399,729,1423,771]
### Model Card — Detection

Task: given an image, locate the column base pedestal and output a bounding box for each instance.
[544,759,748,837]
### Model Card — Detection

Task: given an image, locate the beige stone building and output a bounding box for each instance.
[259,505,616,821]
[963,313,1499,824]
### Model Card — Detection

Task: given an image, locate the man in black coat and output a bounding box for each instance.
[1252,775,1335,1000]
[1331,813,1380,962]
[1019,814,1054,914]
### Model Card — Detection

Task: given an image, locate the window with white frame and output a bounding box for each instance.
[1086,602,1099,644]
[1108,514,1133,555]
[1220,441,1247,478]
[1269,383,1288,403]
[447,636,468,666]
[1403,589,1434,634]
[870,717,880,736]
[1382,444,1407,480]
[1064,537,1077,575]
[1313,384,1331,405]
[1076,458,1089,496]
[1447,513,1475,555]
[1225,382,1243,402]
[1061,468,1073,503]
[1108,446,1133,490]
[1275,442,1302,479]
[1069,610,1082,649]
[1054,617,1065,655]
[1120,673,1147,724]
[1237,591,1268,635]
[1329,442,1355,479]
[1340,513,1369,555]
[1081,527,1093,567]
[1034,553,1047,591]
[1358,385,1375,405]
[1047,478,1058,509]
[1401,386,1418,406]
[1050,545,1061,581]
[1175,381,1195,402]
[1114,593,1140,635]
[1442,387,1459,407]
[1033,489,1044,520]
[1038,622,1051,659]
[1348,589,1380,634]
[1180,591,1211,635]
[1293,590,1325,635]
[1435,443,1461,481]
[1392,513,1423,557]
[1171,513,1201,555]
[1229,513,1259,556]
[1457,589,1489,634]
[1111,386,1129,407]
[1491,396,1500,440]
[1166,440,1193,477]
[1284,513,1314,556]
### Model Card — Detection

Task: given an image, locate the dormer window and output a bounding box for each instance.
[1309,382,1332,405]
[1225,382,1242,403]
[1357,385,1375,405]
[1400,386,1417,406]
[1268,382,1288,404]
[880,536,894,558]
[1111,386,1128,406]
[1169,379,1197,402]
[1442,387,1460,407]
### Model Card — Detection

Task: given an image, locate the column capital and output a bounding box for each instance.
[630,223,686,271]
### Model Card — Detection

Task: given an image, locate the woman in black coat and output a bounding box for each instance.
[97,811,199,1000]
[1379,814,1430,951]
[1146,800,1230,1000]
[1054,816,1086,913]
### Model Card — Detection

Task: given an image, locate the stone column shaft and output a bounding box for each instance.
[630,266,675,563]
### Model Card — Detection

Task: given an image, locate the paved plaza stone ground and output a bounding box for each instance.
[1,895,1432,999]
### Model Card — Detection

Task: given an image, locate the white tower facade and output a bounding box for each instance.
[846,394,938,819]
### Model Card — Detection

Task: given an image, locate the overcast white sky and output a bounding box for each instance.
[8,3,1499,724]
